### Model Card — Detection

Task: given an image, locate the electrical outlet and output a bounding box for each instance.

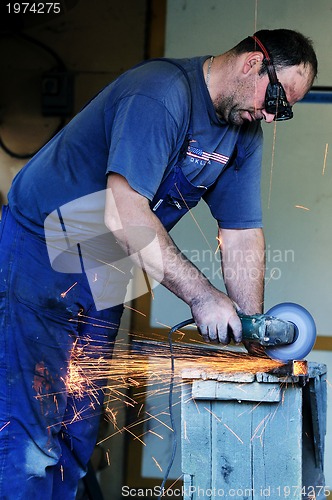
[41,71,74,116]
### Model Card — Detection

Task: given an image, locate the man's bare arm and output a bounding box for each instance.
[218,227,266,352]
[218,227,265,315]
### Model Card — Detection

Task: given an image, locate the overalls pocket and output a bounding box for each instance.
[150,166,207,231]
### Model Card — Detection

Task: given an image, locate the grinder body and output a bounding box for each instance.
[239,312,295,347]
[240,302,316,362]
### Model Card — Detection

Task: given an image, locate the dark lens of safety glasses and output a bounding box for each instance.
[265,81,293,121]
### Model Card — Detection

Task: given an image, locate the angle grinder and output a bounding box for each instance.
[254,302,317,362]
[179,302,316,363]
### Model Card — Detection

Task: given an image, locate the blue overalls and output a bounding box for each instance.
[0,205,124,499]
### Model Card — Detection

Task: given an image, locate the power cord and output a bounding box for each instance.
[158,318,194,499]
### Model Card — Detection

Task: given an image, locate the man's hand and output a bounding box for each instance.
[190,288,242,344]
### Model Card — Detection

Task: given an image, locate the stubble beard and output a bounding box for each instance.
[214,94,245,126]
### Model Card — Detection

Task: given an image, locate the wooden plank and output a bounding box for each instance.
[192,380,282,403]
[252,385,303,496]
[210,398,253,495]
[182,473,193,500]
[302,377,326,493]
[181,382,212,498]
[308,374,327,468]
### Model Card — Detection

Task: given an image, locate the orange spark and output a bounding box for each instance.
[223,423,244,444]
[174,183,212,250]
[152,456,163,472]
[251,413,271,441]
[148,430,164,439]
[124,304,147,317]
[183,420,187,441]
[203,407,244,444]
[215,235,222,254]
[267,121,278,209]
[145,411,173,433]
[39,319,283,450]
[295,205,310,211]
[60,282,78,298]
[323,143,329,175]
[0,421,10,432]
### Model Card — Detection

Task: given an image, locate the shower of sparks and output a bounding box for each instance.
[36,304,330,489]
[53,312,284,444]
[33,303,289,454]
[322,143,329,175]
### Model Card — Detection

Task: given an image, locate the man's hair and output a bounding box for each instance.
[232,29,318,80]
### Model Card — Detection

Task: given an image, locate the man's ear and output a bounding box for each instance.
[243,51,264,75]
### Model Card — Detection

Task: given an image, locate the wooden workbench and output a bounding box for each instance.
[181,362,327,500]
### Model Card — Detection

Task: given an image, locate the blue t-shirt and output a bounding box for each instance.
[8,56,263,234]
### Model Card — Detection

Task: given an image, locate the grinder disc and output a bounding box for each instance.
[264,302,316,362]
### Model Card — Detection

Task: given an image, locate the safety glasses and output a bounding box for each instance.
[252,35,293,121]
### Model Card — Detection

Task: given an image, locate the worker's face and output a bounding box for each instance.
[215,62,313,126]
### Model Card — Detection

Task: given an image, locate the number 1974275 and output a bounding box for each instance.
[6,3,61,14]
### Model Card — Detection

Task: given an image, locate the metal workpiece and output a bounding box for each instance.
[182,360,324,387]
[262,359,310,386]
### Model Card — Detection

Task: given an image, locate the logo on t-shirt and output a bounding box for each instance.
[187,140,229,166]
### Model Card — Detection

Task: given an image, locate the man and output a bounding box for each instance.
[0,29,317,498]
